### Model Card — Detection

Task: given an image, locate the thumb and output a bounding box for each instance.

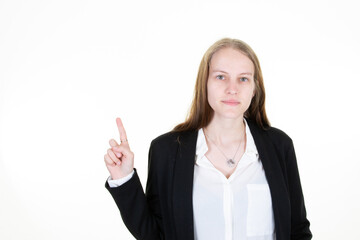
[109,139,119,147]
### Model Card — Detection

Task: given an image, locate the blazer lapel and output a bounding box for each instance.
[172,130,198,240]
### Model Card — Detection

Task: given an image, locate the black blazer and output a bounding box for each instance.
[105,119,312,240]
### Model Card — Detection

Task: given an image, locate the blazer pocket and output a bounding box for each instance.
[246,184,275,237]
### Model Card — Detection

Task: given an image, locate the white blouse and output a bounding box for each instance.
[193,120,275,240]
[108,120,276,240]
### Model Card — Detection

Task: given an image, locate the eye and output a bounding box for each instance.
[240,77,248,82]
[216,75,225,80]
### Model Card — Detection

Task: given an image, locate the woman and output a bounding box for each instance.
[104,38,312,240]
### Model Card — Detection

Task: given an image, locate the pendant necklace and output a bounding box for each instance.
[204,130,243,168]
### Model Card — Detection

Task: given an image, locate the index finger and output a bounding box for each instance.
[116,117,128,143]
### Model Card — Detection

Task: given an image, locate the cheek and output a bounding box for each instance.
[242,85,256,106]
[207,80,223,96]
[207,83,219,108]
[252,83,256,97]
[248,82,256,98]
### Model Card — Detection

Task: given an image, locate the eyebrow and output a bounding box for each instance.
[211,70,253,76]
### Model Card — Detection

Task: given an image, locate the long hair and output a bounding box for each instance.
[173,38,270,132]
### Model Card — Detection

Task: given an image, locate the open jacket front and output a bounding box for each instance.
[105,119,312,240]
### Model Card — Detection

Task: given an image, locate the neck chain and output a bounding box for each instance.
[203,129,244,168]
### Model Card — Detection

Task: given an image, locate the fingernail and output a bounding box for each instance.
[117,161,121,165]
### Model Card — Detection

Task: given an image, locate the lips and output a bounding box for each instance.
[221,100,240,106]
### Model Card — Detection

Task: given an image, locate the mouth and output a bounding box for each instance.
[221,100,240,106]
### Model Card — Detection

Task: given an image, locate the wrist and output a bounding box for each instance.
[111,169,134,180]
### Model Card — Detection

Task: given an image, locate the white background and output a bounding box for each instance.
[1,0,359,239]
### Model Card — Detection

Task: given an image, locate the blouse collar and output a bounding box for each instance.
[195,118,259,163]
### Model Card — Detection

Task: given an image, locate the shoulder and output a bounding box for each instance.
[247,119,293,149]
[265,126,293,146]
[147,130,198,171]
[262,126,296,159]
[151,131,180,146]
[150,130,198,152]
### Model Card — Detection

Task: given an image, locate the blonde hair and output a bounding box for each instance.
[173,38,270,132]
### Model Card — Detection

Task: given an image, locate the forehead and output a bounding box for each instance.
[210,47,254,73]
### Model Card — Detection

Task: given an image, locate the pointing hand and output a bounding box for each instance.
[104,118,134,180]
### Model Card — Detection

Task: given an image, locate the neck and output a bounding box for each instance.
[204,115,246,146]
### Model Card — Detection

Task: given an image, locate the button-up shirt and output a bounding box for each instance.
[193,119,275,240]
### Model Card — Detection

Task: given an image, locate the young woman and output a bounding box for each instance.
[104,38,312,240]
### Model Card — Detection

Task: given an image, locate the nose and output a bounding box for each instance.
[226,80,239,95]
[227,90,238,95]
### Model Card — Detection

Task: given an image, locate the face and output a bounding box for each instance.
[207,47,255,121]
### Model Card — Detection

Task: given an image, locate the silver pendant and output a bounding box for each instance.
[227,159,235,168]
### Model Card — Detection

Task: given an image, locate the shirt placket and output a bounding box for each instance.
[223,179,234,240]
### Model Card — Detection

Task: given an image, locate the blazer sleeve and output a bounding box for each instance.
[285,140,312,240]
[105,142,164,240]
